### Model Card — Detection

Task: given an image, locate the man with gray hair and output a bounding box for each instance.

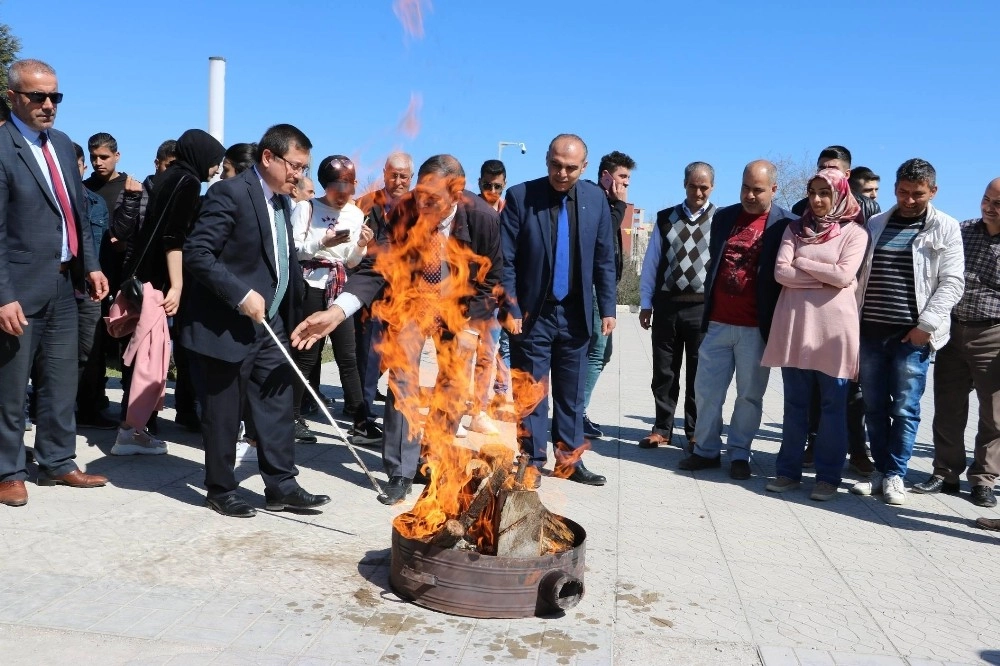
[851,158,964,505]
[0,59,110,507]
[678,160,796,480]
[351,152,415,446]
[638,161,716,451]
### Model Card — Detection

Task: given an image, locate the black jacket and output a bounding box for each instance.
[792,192,880,223]
[701,203,797,342]
[345,189,502,324]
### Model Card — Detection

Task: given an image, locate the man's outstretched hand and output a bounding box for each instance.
[291,305,346,350]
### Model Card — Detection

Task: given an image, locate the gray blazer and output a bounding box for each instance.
[0,120,98,313]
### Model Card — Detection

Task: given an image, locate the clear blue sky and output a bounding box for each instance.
[3,0,997,220]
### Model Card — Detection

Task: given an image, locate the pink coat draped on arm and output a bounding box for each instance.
[105,283,171,430]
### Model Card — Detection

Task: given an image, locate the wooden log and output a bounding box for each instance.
[429,464,508,549]
[494,490,576,557]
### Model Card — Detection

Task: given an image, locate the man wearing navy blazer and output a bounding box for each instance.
[500,134,617,487]
[180,124,328,518]
[678,160,796,480]
[0,59,110,507]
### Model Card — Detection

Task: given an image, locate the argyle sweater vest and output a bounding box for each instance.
[653,203,716,297]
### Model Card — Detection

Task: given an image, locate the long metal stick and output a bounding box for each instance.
[262,320,384,495]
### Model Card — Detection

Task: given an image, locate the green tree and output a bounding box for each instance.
[0,20,21,112]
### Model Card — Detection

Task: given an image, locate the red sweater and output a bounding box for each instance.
[710,210,767,327]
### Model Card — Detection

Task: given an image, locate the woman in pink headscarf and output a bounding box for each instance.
[762,168,869,501]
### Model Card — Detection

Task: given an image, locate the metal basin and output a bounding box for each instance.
[389,514,586,619]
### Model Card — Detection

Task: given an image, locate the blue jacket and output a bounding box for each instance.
[83,189,109,260]
[500,177,617,336]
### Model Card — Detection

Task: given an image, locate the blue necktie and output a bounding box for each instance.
[552,194,570,300]
[269,194,289,320]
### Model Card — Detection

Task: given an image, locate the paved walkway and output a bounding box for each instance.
[2,308,999,665]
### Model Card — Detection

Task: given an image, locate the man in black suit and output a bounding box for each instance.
[179,124,329,518]
[0,59,110,507]
[500,134,618,487]
[291,155,502,505]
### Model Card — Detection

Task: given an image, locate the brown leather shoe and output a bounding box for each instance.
[638,432,670,449]
[975,517,1000,532]
[848,454,875,477]
[37,469,108,488]
[0,480,28,506]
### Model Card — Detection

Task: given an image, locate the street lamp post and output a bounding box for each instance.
[498,141,527,160]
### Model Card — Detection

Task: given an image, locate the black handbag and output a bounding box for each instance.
[118,174,194,309]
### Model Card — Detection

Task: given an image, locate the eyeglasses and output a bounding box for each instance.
[274,154,309,176]
[481,183,504,192]
[13,90,63,104]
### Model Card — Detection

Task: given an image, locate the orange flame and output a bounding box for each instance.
[396,93,422,140]
[376,180,493,541]
[549,441,591,479]
[393,0,432,39]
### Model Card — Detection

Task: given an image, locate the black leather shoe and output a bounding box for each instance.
[207,494,256,518]
[266,487,331,512]
[174,411,201,433]
[912,474,961,495]
[377,476,412,505]
[413,464,431,485]
[971,485,997,508]
[729,460,751,480]
[582,414,603,439]
[294,418,318,443]
[566,463,606,486]
[76,412,118,430]
[678,453,721,471]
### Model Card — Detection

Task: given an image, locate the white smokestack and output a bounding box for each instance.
[208,56,226,145]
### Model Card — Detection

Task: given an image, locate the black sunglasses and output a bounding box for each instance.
[481,182,504,191]
[13,90,64,104]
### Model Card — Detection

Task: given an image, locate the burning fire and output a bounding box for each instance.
[393,0,432,39]
[396,93,422,140]
[369,174,553,551]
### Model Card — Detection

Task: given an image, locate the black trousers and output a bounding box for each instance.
[650,296,704,441]
[292,286,363,420]
[354,307,384,426]
[76,296,107,416]
[190,315,300,499]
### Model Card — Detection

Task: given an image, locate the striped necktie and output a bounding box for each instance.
[269,194,289,319]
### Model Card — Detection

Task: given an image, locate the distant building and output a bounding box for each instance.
[622,205,648,274]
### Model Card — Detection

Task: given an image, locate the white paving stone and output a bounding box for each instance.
[2,309,998,664]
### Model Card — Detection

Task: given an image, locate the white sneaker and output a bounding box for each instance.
[850,471,884,496]
[883,475,907,505]
[112,426,167,456]
[468,411,500,436]
[235,438,257,464]
[455,422,469,438]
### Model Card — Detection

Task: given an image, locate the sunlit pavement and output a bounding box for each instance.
[2,307,997,665]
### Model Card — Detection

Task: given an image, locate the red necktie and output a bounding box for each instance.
[39,132,79,257]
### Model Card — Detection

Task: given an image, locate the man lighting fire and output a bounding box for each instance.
[290,154,502,505]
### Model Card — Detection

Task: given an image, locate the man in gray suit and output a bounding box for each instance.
[0,59,110,507]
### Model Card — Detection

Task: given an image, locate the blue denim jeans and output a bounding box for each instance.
[776,368,849,485]
[692,322,770,462]
[859,333,931,479]
[584,290,612,410]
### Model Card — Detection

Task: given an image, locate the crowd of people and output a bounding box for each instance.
[1,58,997,533]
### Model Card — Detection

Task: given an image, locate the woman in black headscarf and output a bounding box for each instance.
[113,129,224,453]
[125,128,225,313]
